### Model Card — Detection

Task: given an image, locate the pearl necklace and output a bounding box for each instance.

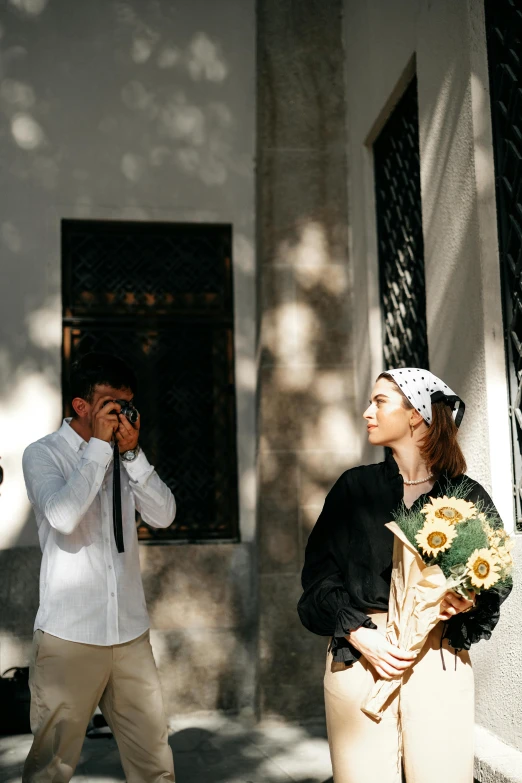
[402,474,434,486]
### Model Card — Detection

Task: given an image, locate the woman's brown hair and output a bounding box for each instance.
[379,373,467,478]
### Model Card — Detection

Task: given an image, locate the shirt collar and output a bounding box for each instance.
[58,418,87,452]
[384,450,454,500]
[383,450,401,481]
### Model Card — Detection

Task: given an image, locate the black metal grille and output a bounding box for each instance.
[485,0,522,530]
[374,76,429,370]
[62,220,239,542]
[63,221,232,318]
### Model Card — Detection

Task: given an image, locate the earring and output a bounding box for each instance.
[410,423,415,437]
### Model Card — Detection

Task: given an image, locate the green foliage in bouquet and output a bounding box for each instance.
[391,479,513,595]
[392,503,425,549]
[437,518,487,575]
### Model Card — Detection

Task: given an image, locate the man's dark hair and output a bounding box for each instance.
[70,353,137,408]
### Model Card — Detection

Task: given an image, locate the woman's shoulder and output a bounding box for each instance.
[331,460,389,492]
[442,473,496,509]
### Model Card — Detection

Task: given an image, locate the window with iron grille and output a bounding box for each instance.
[485,0,522,531]
[373,75,429,371]
[62,219,239,543]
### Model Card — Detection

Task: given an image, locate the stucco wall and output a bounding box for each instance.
[0,0,256,717]
[344,0,522,760]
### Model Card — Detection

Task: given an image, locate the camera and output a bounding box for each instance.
[115,399,139,424]
[105,399,139,424]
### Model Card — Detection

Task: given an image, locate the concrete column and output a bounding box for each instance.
[256,0,356,718]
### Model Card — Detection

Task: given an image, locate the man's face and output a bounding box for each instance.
[82,384,134,431]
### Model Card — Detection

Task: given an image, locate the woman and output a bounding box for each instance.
[297,368,511,783]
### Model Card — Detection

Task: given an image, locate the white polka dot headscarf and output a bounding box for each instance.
[384,368,465,428]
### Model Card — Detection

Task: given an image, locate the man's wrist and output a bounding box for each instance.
[121,444,140,462]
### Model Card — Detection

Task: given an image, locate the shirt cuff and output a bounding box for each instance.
[83,438,113,469]
[122,449,154,484]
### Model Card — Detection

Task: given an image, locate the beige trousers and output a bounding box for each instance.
[23,629,175,783]
[324,612,474,783]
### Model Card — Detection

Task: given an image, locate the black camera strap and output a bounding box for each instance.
[112,443,124,553]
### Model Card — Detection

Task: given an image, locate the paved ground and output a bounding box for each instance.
[0,716,333,783]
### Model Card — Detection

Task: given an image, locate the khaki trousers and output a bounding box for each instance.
[23,629,175,783]
[324,613,474,783]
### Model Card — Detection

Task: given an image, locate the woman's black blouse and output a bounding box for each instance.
[297,453,512,665]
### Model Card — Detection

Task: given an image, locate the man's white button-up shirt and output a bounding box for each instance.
[22,419,176,646]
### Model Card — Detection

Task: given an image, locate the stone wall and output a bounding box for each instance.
[256,0,356,719]
[142,543,256,716]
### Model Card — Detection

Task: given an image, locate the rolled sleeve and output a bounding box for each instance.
[122,449,176,529]
[121,449,154,484]
[331,610,377,666]
[444,583,512,651]
[297,575,376,665]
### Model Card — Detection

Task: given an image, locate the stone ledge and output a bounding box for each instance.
[475,725,522,783]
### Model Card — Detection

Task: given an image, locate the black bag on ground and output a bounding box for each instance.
[86,711,112,739]
[0,667,31,735]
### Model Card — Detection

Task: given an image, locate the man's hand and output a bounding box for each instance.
[116,412,140,454]
[348,626,417,680]
[92,397,121,443]
[438,590,475,621]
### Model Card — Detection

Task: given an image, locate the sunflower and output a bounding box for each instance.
[421,496,477,526]
[415,518,457,557]
[466,548,502,590]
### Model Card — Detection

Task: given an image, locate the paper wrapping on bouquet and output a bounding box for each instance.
[361,521,451,721]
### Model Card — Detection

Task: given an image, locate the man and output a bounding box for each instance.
[22,352,175,782]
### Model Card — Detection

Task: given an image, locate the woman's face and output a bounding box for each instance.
[363,377,412,447]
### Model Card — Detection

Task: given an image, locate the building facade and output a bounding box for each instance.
[0,0,520,780]
[343,1,522,780]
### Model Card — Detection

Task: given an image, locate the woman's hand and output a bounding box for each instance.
[438,590,476,621]
[348,626,417,680]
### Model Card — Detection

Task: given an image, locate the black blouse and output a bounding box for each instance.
[297,453,512,665]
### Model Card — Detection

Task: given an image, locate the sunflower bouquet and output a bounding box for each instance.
[396,488,513,594]
[362,481,513,721]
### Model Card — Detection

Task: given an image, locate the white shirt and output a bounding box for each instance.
[22,419,176,646]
